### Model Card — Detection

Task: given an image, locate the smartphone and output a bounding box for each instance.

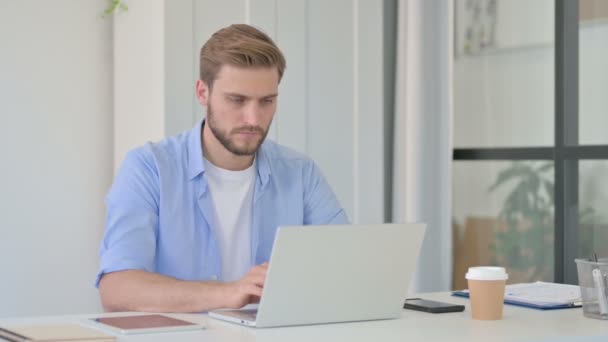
[403,298,465,314]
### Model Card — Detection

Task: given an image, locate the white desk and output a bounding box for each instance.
[2,292,608,342]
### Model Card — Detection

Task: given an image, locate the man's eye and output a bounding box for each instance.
[262,98,275,104]
[230,97,245,104]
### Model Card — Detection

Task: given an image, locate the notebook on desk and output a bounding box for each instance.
[0,323,115,342]
[209,223,427,328]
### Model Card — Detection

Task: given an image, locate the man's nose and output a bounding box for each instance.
[242,103,262,126]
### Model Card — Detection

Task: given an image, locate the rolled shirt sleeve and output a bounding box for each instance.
[95,149,160,287]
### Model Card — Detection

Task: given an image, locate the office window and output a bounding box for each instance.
[452,0,608,286]
[579,0,608,145]
[453,0,554,148]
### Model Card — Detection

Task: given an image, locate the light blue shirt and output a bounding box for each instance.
[96,120,348,286]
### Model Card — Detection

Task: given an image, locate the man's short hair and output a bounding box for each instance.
[199,24,286,89]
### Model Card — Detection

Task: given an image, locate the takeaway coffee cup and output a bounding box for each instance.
[465,266,508,320]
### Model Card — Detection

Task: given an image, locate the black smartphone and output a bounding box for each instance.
[403,298,465,313]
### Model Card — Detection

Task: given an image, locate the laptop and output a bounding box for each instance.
[208,223,426,328]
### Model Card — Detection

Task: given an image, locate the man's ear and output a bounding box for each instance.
[195,79,210,106]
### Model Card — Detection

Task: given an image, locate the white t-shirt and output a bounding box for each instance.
[203,158,255,282]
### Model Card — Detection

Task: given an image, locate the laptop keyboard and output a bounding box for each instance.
[223,309,258,321]
[238,309,258,321]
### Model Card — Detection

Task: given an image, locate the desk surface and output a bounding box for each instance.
[1,292,608,342]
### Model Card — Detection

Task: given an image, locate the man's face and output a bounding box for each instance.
[198,65,279,156]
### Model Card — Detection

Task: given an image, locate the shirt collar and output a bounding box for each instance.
[187,119,272,186]
[256,141,271,188]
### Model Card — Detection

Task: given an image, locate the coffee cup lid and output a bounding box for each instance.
[465,266,508,280]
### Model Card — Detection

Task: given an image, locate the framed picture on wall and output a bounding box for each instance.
[455,0,554,58]
[580,0,608,22]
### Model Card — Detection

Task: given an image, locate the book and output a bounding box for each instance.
[452,281,582,310]
[0,323,115,342]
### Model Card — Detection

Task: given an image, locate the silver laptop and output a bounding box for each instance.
[208,223,426,328]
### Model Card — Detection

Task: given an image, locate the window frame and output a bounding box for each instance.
[452,0,608,284]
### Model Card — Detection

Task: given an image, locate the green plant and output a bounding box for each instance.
[103,0,128,17]
[488,161,554,280]
[489,161,601,280]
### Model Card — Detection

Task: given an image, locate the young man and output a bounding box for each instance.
[96,24,348,313]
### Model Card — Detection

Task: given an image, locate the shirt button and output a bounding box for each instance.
[210,275,218,280]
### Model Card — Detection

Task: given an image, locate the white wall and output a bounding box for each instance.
[0,1,112,317]
[113,0,165,173]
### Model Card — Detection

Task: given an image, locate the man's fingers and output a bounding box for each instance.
[235,263,268,292]
[247,265,268,279]
[246,284,263,298]
[245,273,266,287]
[249,295,261,304]
[251,264,268,274]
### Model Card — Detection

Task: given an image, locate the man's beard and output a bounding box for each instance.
[206,102,269,156]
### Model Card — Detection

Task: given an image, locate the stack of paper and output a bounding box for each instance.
[453,281,582,310]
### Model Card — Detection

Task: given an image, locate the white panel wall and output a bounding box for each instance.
[307,0,356,220]
[165,0,196,138]
[273,1,308,153]
[115,0,388,223]
[113,0,165,170]
[356,0,386,223]
[0,1,112,317]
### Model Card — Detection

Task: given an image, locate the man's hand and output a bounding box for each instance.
[99,266,270,313]
[223,263,269,309]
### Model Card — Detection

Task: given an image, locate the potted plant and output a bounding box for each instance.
[489,161,601,282]
[488,161,555,281]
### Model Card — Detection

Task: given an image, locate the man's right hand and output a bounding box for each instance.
[99,264,270,313]
[223,263,269,309]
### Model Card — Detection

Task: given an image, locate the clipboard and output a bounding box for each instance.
[452,281,582,310]
[452,290,581,310]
